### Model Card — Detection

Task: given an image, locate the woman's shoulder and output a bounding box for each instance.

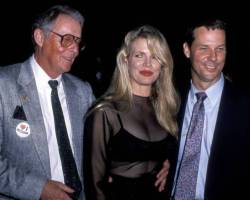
[86,100,119,121]
[94,100,118,113]
[85,100,123,133]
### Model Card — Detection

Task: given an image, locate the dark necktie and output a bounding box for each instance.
[174,92,207,200]
[48,80,82,199]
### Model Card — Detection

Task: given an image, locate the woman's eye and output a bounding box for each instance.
[135,53,143,58]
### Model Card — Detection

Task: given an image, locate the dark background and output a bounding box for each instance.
[0,1,249,97]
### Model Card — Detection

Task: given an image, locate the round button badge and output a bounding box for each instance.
[16,122,30,138]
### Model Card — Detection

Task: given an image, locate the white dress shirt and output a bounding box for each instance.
[172,74,224,199]
[30,55,73,183]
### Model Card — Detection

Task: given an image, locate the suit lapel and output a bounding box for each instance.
[209,82,233,151]
[62,76,82,174]
[17,59,51,177]
[204,80,234,195]
[178,83,190,139]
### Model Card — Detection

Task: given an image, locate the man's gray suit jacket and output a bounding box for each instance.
[0,57,95,199]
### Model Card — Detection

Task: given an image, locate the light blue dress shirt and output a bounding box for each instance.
[172,74,224,199]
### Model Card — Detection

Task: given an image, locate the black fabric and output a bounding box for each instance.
[107,173,167,200]
[109,113,176,162]
[48,80,82,199]
[84,95,177,200]
[172,80,250,200]
[12,105,27,120]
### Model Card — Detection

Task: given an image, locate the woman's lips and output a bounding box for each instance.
[139,70,153,76]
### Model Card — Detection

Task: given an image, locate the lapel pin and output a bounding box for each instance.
[20,95,29,103]
[16,122,31,138]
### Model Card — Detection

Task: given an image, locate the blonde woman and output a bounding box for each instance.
[84,25,179,200]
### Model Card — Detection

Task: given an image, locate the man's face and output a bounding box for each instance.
[183,26,226,90]
[35,14,82,78]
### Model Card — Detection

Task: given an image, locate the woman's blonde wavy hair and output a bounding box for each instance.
[91,25,180,137]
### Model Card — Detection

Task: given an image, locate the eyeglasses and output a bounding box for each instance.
[49,30,85,51]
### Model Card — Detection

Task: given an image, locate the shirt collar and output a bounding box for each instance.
[30,54,62,88]
[190,73,224,107]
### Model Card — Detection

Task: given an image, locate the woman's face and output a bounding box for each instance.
[127,37,161,96]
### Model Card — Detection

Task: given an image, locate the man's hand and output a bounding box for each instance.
[41,180,74,200]
[155,159,170,192]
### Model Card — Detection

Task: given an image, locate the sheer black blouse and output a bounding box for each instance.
[84,95,177,200]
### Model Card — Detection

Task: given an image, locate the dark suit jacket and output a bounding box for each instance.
[171,79,250,200]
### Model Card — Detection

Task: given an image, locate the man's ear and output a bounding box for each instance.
[183,42,191,58]
[33,28,45,47]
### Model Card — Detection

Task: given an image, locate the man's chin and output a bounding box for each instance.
[61,63,73,72]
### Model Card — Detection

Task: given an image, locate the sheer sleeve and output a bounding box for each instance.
[83,97,178,199]
[83,107,115,200]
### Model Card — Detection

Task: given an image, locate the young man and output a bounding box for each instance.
[172,19,250,200]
